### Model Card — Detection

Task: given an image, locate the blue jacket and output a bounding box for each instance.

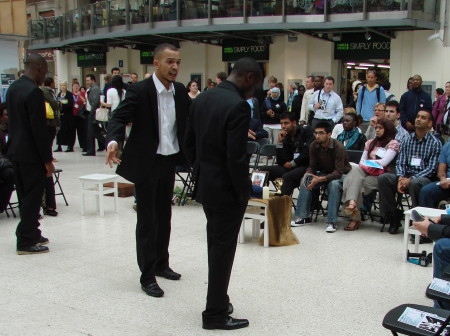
[399,88,432,130]
[356,85,386,121]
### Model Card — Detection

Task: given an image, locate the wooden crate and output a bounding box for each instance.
[104,182,134,198]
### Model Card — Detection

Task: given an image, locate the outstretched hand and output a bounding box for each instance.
[106,142,121,168]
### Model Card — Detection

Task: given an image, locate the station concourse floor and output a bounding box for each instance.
[0,149,434,336]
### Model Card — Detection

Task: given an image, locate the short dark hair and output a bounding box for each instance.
[385,100,400,114]
[436,88,444,95]
[418,108,434,123]
[324,76,334,84]
[85,74,96,82]
[280,113,296,122]
[43,77,54,86]
[230,57,262,81]
[216,72,227,81]
[314,121,332,134]
[111,67,120,74]
[132,73,138,77]
[381,81,391,91]
[154,43,178,60]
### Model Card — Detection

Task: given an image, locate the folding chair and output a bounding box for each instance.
[174,166,195,206]
[53,169,69,206]
[382,303,450,336]
[426,282,450,309]
[248,141,261,170]
[256,144,277,169]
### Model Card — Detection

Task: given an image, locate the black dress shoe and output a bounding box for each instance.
[228,303,233,314]
[141,282,164,297]
[388,223,400,234]
[97,148,105,152]
[203,316,249,330]
[155,268,181,280]
[65,148,74,152]
[17,245,49,255]
[82,153,95,156]
[44,209,58,217]
[53,147,62,152]
[37,236,49,246]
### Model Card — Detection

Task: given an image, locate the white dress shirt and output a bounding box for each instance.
[308,89,344,123]
[153,73,179,155]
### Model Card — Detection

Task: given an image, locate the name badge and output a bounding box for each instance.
[411,156,421,167]
[74,104,79,108]
[294,153,300,159]
[376,148,386,158]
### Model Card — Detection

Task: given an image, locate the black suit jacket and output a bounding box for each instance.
[6,75,52,164]
[185,80,251,206]
[106,76,189,184]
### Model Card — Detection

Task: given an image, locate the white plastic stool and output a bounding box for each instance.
[403,206,444,261]
[239,198,269,248]
[79,174,119,217]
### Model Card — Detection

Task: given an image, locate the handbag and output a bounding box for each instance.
[45,101,54,119]
[95,107,109,122]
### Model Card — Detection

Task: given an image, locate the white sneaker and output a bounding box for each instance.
[290,217,312,227]
[325,222,337,233]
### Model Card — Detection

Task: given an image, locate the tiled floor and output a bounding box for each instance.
[0,149,435,335]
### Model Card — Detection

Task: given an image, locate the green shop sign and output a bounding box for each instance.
[77,53,106,67]
[222,40,269,62]
[334,33,390,60]
[140,50,154,64]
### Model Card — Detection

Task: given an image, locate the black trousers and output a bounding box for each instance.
[86,118,105,155]
[202,201,247,323]
[259,165,308,195]
[135,155,176,286]
[74,115,87,151]
[13,162,46,249]
[44,175,56,209]
[0,167,15,211]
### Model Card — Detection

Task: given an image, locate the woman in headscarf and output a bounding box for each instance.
[341,118,399,231]
[336,112,366,150]
[261,87,287,143]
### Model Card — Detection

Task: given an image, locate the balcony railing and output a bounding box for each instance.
[28,0,440,42]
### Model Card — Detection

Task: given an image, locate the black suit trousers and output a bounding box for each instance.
[135,154,176,286]
[202,202,247,323]
[86,119,105,154]
[13,162,46,249]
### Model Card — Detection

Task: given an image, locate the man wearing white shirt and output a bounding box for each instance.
[299,75,314,124]
[106,43,190,298]
[308,76,343,129]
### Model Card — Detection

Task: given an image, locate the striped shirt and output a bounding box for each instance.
[396,131,442,179]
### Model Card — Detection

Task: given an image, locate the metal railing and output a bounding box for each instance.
[29,0,440,42]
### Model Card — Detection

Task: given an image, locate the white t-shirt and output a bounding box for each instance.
[107,88,126,112]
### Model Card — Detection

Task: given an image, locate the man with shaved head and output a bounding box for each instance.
[106,43,190,298]
[399,74,432,132]
[6,54,54,254]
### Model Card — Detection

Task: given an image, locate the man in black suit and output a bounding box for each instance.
[106,43,190,298]
[83,74,105,156]
[185,58,262,330]
[6,54,54,254]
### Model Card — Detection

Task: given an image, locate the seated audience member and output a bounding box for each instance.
[378,109,442,234]
[261,87,287,143]
[384,100,409,144]
[419,140,450,208]
[341,119,399,231]
[335,112,366,150]
[259,113,313,195]
[331,107,358,139]
[414,216,450,309]
[364,103,386,140]
[247,97,268,141]
[291,122,352,232]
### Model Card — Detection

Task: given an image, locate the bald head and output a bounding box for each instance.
[24,54,48,86]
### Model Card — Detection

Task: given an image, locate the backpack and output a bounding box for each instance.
[359,85,381,112]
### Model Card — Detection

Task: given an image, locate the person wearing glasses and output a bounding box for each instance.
[356,70,386,134]
[364,102,386,140]
[291,122,352,233]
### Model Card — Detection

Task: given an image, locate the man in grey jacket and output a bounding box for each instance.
[83,74,105,156]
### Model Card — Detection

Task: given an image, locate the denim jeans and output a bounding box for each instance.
[419,182,450,208]
[433,238,450,309]
[295,174,344,223]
